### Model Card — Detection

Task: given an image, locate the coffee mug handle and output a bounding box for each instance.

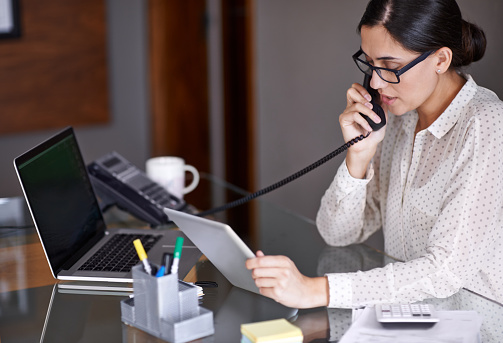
[183,165,200,194]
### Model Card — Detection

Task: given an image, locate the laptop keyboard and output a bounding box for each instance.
[78,233,161,272]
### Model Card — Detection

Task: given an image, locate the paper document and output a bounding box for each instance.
[339,306,482,343]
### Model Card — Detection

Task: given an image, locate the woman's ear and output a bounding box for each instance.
[434,47,453,74]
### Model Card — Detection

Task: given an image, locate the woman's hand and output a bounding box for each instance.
[340,82,387,178]
[245,251,329,309]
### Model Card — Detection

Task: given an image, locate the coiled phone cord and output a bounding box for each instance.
[196,132,371,217]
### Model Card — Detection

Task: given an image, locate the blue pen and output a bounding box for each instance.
[155,265,166,277]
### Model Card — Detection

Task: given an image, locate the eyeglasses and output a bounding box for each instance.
[352,48,434,84]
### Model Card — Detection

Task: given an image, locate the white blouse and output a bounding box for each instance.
[316,75,503,308]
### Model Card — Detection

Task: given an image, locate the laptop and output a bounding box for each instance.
[13,127,200,283]
[164,208,260,294]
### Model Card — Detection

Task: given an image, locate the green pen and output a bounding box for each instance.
[170,236,184,275]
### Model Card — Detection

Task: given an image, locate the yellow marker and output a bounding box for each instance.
[133,239,152,275]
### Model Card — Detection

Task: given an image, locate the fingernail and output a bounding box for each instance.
[364,102,373,109]
[364,94,372,101]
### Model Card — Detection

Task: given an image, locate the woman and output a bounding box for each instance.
[246,0,503,309]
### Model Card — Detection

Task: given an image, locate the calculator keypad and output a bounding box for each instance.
[376,304,439,323]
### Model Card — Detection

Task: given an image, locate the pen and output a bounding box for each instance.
[164,252,174,275]
[133,239,152,275]
[170,236,184,275]
[155,265,166,277]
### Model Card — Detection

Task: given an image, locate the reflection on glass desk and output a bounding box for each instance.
[1,174,502,342]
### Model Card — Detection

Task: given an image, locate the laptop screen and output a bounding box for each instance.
[14,127,106,274]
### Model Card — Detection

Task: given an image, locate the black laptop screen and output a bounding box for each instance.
[15,128,105,273]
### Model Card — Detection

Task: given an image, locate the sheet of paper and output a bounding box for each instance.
[340,307,482,343]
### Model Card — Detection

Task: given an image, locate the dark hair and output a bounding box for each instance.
[357,0,486,70]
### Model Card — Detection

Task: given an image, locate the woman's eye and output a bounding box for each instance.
[385,63,401,70]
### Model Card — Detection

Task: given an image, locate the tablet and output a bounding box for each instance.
[163,208,260,294]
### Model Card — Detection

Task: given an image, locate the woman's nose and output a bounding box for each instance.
[370,70,388,90]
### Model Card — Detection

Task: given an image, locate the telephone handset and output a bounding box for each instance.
[87,152,191,227]
[88,76,387,225]
[360,74,386,131]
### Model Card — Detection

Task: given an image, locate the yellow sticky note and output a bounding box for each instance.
[241,318,303,342]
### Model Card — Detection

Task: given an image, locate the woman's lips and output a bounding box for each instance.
[381,94,397,106]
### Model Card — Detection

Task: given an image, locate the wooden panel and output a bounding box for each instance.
[149,1,210,172]
[221,0,256,192]
[221,0,257,239]
[0,241,55,292]
[149,0,211,209]
[0,0,108,134]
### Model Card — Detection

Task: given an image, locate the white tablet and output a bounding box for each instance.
[163,208,260,294]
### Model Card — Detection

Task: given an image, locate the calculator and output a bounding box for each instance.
[375,304,439,324]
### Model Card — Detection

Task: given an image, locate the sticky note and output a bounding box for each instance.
[240,318,303,342]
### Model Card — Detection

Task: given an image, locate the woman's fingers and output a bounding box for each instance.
[347,83,372,106]
[246,253,328,308]
[343,85,382,134]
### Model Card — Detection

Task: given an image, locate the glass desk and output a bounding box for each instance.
[0,174,502,342]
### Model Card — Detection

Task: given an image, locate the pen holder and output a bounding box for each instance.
[121,264,214,343]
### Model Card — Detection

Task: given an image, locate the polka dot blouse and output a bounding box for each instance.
[316,75,503,308]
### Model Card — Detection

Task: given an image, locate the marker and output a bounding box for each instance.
[170,236,184,275]
[133,239,152,275]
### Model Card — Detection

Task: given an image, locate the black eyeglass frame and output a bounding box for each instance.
[352,48,435,84]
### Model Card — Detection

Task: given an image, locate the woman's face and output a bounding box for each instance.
[360,25,438,116]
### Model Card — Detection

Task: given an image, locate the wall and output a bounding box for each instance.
[254,0,503,229]
[0,0,150,198]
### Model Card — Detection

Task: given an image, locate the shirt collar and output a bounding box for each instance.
[427,74,478,139]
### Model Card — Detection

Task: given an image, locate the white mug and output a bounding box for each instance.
[145,157,200,200]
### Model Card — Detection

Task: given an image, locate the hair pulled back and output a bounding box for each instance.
[358,0,486,70]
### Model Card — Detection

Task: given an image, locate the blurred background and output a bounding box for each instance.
[0,0,501,248]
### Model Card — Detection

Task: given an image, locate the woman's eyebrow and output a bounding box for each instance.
[377,55,400,61]
[362,49,400,61]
